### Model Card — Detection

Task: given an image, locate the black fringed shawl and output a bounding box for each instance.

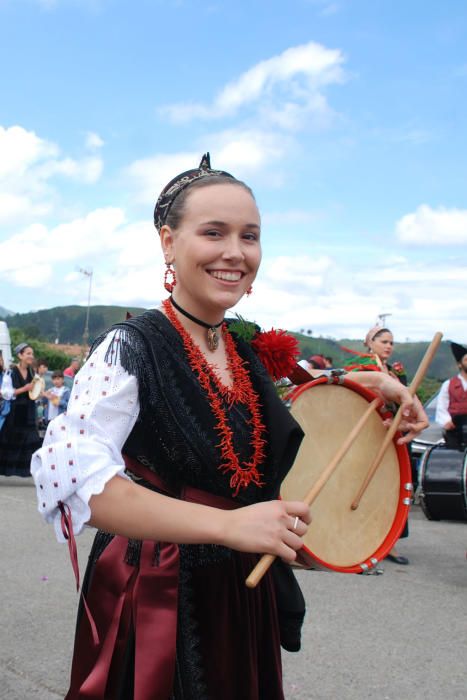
[92,309,304,505]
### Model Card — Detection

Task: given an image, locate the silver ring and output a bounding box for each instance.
[293,516,299,530]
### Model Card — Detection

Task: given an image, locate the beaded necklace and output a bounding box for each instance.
[163,298,266,496]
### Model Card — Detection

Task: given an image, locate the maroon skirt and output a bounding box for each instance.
[64,462,284,700]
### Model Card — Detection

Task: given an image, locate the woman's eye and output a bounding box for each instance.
[243,232,259,241]
[205,230,221,237]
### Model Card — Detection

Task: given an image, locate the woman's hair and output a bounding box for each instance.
[14,342,32,356]
[164,175,256,231]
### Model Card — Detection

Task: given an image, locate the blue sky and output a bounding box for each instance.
[0,0,466,341]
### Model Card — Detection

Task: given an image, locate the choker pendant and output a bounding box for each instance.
[207,326,221,352]
[168,295,224,352]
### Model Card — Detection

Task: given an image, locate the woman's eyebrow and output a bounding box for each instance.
[201,220,261,229]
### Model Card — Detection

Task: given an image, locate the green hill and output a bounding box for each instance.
[1,306,458,392]
[1,305,146,345]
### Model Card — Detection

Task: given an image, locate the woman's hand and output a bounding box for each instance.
[222,500,311,562]
[16,382,34,395]
[349,371,429,443]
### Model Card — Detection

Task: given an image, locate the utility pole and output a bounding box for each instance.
[377,312,392,326]
[79,268,93,352]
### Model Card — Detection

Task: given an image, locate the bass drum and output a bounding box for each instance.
[281,377,413,574]
[419,444,467,521]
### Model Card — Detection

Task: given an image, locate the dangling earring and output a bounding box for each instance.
[246,285,253,296]
[164,262,177,293]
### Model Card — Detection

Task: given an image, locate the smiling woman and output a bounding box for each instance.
[30,154,428,700]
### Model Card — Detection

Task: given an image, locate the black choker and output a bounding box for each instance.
[169,296,224,351]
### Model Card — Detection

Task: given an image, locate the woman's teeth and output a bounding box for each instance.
[209,271,242,282]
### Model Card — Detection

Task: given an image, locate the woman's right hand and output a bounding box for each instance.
[222,500,311,562]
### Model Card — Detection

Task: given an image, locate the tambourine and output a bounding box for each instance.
[281,377,412,573]
[29,375,45,400]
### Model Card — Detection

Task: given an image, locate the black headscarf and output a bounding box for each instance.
[153,153,234,232]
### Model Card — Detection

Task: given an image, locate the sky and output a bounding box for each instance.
[0,0,466,342]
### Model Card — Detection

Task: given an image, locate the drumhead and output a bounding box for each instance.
[29,376,45,401]
[281,378,411,571]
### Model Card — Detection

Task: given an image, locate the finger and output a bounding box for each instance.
[283,501,312,524]
[276,542,298,563]
[282,529,306,552]
[288,516,308,537]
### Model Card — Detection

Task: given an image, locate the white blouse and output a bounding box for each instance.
[31,330,140,542]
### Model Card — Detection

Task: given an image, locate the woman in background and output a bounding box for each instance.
[363,326,412,565]
[0,342,41,477]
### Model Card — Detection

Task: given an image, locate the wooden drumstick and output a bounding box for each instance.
[245,396,381,589]
[350,331,443,511]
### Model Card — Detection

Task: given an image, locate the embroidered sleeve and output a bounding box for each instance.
[31,330,140,543]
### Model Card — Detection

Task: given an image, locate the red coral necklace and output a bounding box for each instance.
[163,298,266,496]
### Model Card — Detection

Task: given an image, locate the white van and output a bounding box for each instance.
[0,321,12,367]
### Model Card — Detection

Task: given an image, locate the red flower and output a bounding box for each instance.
[251,329,300,381]
[391,360,405,375]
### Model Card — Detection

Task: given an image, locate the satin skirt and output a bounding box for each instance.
[65,532,284,700]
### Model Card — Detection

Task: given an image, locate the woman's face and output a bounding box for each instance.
[369,331,394,362]
[18,347,34,366]
[161,183,261,318]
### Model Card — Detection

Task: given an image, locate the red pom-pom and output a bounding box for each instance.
[251,329,300,381]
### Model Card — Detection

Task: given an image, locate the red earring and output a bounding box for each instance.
[164,262,177,293]
[246,285,253,296]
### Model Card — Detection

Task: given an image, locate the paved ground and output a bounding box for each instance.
[1,476,466,699]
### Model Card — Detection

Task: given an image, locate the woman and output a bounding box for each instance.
[363,326,412,565]
[0,342,42,477]
[31,155,427,699]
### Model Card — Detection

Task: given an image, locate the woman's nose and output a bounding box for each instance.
[222,235,244,260]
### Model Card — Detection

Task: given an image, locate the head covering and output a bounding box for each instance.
[308,355,326,370]
[14,342,30,355]
[451,342,467,363]
[364,325,391,348]
[153,152,234,232]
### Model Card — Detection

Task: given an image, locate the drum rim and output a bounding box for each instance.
[288,376,412,573]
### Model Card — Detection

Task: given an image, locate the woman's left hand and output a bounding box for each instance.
[375,374,429,443]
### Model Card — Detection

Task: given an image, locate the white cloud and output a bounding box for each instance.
[0,208,126,286]
[0,125,57,179]
[161,41,346,129]
[85,131,104,150]
[125,151,200,206]
[0,124,104,228]
[396,204,467,245]
[125,130,287,206]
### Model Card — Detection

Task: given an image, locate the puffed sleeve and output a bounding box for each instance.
[434,379,451,427]
[31,329,140,542]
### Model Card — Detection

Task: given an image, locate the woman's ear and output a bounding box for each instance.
[160,224,175,262]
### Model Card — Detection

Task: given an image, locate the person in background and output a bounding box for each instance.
[0,351,10,432]
[34,358,49,431]
[324,356,333,369]
[361,326,411,566]
[43,370,70,424]
[63,357,81,378]
[435,342,467,450]
[0,342,41,477]
[36,358,49,377]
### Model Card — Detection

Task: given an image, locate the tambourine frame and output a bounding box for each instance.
[282,376,412,574]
